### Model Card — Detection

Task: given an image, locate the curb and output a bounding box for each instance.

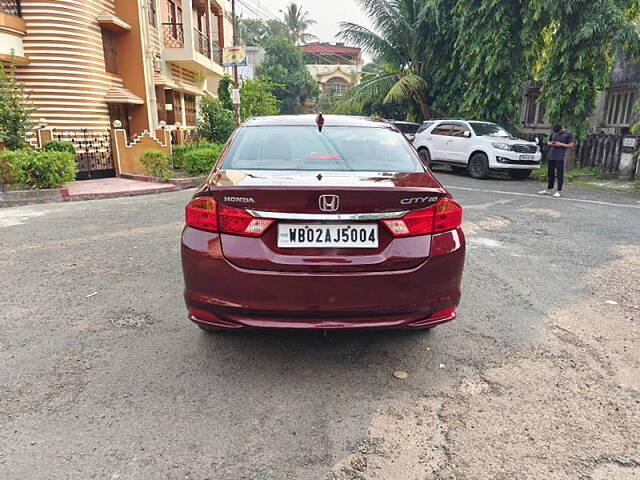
[1,187,67,207]
[119,173,205,189]
[1,183,179,208]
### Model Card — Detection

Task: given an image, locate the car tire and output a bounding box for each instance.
[197,324,225,334]
[508,169,532,180]
[418,148,432,167]
[468,153,490,179]
[451,166,467,174]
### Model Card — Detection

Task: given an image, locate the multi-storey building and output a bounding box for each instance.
[301,42,363,97]
[0,0,232,139]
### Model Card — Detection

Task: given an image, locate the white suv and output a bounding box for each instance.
[412,120,542,179]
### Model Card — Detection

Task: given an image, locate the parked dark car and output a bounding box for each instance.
[390,121,421,142]
[181,115,465,332]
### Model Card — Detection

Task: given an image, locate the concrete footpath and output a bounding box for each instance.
[1,177,179,207]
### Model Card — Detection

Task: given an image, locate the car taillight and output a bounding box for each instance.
[218,204,274,237]
[382,197,462,237]
[185,196,218,232]
[433,198,463,233]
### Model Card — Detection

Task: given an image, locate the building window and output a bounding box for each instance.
[184,94,196,126]
[101,29,118,74]
[325,77,349,96]
[605,90,636,127]
[147,0,156,27]
[524,91,546,126]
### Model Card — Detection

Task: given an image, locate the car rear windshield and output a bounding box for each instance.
[394,123,420,134]
[416,121,434,134]
[221,126,424,172]
[469,122,511,137]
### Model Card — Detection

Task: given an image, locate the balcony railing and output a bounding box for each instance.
[193,28,211,59]
[162,22,223,66]
[162,22,184,49]
[0,0,21,17]
[212,41,222,65]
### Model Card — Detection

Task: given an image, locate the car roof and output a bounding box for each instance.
[244,114,391,128]
[391,121,420,126]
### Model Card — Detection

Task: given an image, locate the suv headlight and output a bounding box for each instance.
[492,142,512,151]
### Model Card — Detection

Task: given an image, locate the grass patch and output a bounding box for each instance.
[530,162,638,195]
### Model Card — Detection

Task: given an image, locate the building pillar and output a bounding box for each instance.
[182,0,195,53]
[180,92,187,126]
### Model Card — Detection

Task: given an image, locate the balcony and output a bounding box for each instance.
[161,22,224,77]
[0,0,27,64]
[0,0,21,17]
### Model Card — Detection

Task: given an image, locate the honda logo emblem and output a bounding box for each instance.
[319,195,339,212]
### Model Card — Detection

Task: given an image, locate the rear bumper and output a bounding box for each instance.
[181,227,465,330]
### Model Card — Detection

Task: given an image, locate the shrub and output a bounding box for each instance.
[171,141,215,170]
[183,144,223,175]
[3,149,76,189]
[196,97,235,144]
[43,140,76,155]
[139,149,172,179]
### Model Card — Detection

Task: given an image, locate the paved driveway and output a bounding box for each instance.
[1,172,639,479]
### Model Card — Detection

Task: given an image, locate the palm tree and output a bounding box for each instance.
[338,0,442,119]
[282,2,318,45]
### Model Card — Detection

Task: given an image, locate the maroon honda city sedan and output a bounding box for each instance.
[181,115,465,332]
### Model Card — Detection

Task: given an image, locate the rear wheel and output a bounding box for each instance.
[468,153,490,179]
[451,166,467,174]
[508,169,532,180]
[418,148,432,167]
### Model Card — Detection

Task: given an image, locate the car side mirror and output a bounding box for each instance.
[463,131,471,138]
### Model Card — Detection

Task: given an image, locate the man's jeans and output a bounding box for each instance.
[547,159,565,191]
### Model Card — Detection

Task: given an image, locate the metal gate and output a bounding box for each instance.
[53,129,115,180]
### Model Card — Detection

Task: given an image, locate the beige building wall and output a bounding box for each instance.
[16,0,125,130]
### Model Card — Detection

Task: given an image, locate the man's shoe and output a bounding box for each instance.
[553,191,561,198]
[538,189,551,195]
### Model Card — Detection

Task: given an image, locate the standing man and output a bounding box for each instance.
[539,123,574,197]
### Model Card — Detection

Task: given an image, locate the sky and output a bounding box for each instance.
[235,0,373,49]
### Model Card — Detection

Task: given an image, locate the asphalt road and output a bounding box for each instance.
[1,171,639,480]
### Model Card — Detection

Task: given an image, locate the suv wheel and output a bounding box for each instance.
[508,170,532,180]
[418,148,432,167]
[468,153,490,179]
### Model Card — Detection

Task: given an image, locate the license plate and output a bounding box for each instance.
[519,154,535,161]
[277,224,379,248]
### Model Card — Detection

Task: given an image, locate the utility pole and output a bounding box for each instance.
[231,0,241,126]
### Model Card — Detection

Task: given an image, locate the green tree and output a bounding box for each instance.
[282,2,318,45]
[0,59,35,150]
[338,0,455,120]
[196,97,235,143]
[240,77,280,120]
[238,17,290,46]
[238,17,270,45]
[256,36,318,114]
[537,0,640,137]
[452,0,528,129]
[217,75,233,111]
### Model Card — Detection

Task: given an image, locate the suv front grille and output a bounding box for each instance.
[512,144,537,154]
